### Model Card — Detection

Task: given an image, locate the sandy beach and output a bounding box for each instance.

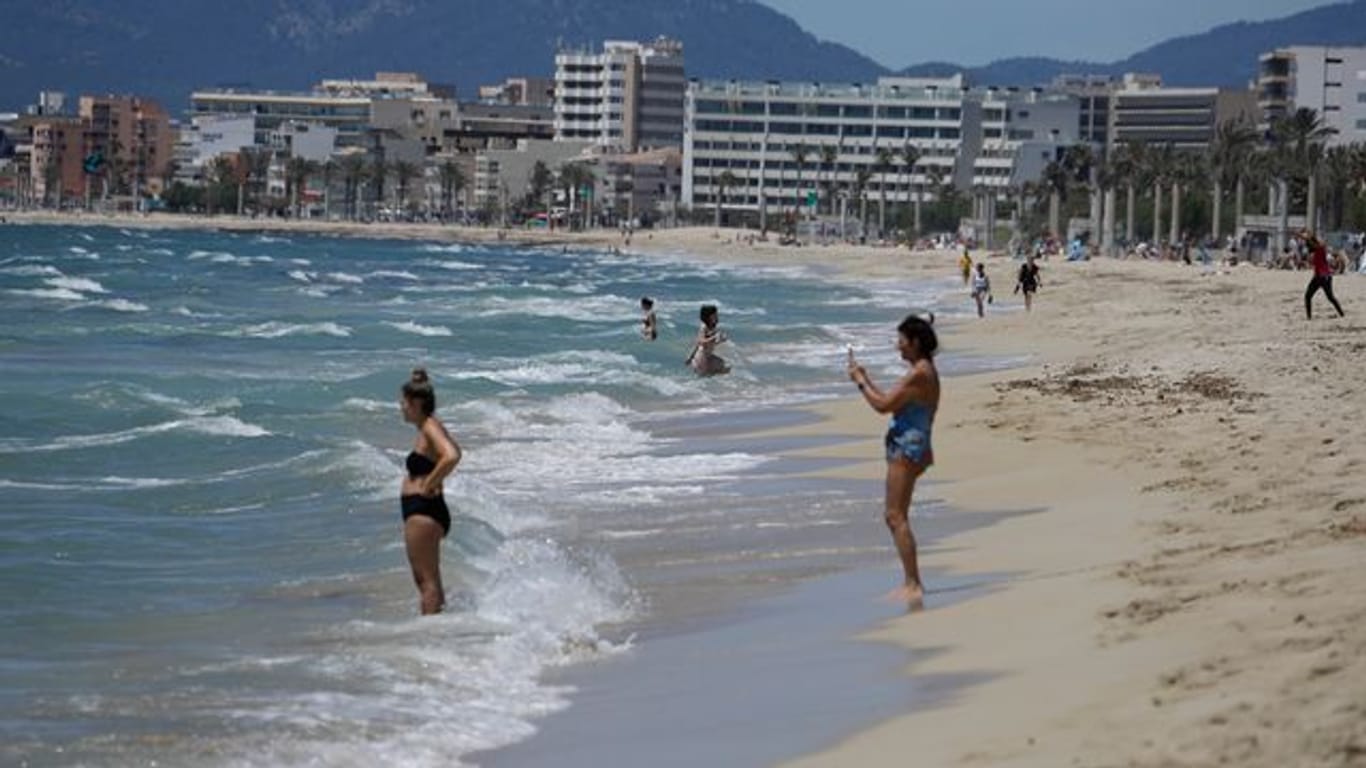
[9,212,1364,765]
[773,256,1366,766]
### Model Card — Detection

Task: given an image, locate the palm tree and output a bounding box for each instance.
[338,154,367,221]
[438,159,465,220]
[1270,107,1335,240]
[899,143,922,236]
[875,146,895,238]
[369,157,390,217]
[243,148,272,214]
[1322,144,1355,231]
[1207,118,1257,241]
[394,160,420,217]
[820,144,838,216]
[1111,141,1146,246]
[285,157,315,219]
[1147,144,1175,245]
[715,170,738,229]
[559,163,594,230]
[1170,152,1208,245]
[320,159,337,220]
[854,167,872,235]
[789,143,809,216]
[1041,159,1068,240]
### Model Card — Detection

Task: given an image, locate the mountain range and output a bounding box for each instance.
[1,0,1365,112]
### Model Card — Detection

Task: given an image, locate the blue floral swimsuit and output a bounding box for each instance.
[885,401,935,468]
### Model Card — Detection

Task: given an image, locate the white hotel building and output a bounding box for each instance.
[1258,45,1366,145]
[554,37,686,151]
[682,76,1080,213]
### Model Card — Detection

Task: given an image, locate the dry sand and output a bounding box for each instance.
[12,212,1365,765]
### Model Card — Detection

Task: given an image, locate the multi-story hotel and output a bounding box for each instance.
[554,38,686,151]
[682,75,1080,214]
[1107,74,1257,152]
[1258,45,1366,144]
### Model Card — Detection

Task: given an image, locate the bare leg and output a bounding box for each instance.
[885,459,925,607]
[1024,291,1033,312]
[404,516,446,615]
[974,294,984,318]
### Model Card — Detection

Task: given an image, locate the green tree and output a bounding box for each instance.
[439,159,466,219]
[875,146,895,237]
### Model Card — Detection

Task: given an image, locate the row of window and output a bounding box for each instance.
[692,140,957,156]
[193,102,370,118]
[694,120,962,139]
[694,159,940,174]
[694,100,964,120]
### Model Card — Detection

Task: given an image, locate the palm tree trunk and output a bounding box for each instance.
[1307,171,1318,233]
[1125,184,1136,245]
[1169,183,1181,245]
[879,186,887,238]
[1088,187,1101,244]
[1234,177,1245,243]
[1277,178,1289,251]
[1153,184,1163,245]
[1102,188,1116,255]
[1048,192,1060,239]
[237,183,245,217]
[913,192,922,236]
[1212,180,1222,241]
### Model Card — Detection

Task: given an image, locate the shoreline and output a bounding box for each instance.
[14,212,1366,765]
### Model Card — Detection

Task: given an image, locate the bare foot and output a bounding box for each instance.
[885,584,926,611]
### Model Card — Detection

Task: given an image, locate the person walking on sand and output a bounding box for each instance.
[847,314,940,608]
[1301,230,1346,320]
[687,304,730,376]
[398,368,463,615]
[970,262,992,318]
[958,248,973,286]
[639,296,658,341]
[1014,254,1041,312]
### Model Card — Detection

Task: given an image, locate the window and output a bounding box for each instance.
[769,102,799,116]
[815,104,841,117]
[843,105,872,118]
[879,106,906,119]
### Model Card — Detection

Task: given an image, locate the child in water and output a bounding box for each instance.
[971,263,992,318]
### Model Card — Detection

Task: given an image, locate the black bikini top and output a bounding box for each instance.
[406,451,437,478]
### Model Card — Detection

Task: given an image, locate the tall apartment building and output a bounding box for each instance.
[1259,46,1366,144]
[554,37,686,151]
[28,118,85,204]
[78,95,175,194]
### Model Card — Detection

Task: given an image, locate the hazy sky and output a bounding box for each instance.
[760,0,1335,67]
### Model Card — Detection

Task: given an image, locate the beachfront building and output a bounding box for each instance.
[190,88,372,149]
[1258,46,1366,144]
[78,95,175,197]
[1049,74,1115,146]
[27,117,85,206]
[479,77,556,107]
[683,75,973,216]
[471,139,591,211]
[966,88,1080,193]
[1106,74,1257,152]
[554,37,686,151]
[173,114,256,181]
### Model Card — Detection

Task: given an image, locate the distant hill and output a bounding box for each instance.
[3,0,1366,116]
[899,0,1366,87]
[0,0,885,111]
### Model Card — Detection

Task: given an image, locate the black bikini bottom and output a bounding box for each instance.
[401,494,451,537]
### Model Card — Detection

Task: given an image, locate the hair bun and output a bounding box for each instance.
[410,367,430,385]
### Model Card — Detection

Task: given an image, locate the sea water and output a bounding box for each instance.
[0,225,973,767]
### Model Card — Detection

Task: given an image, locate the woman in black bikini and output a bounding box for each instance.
[399,368,462,615]
[1015,254,1041,312]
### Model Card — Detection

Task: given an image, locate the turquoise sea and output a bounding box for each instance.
[0,224,975,766]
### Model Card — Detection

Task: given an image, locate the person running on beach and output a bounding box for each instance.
[1301,230,1346,320]
[847,314,940,608]
[640,296,658,341]
[398,368,463,615]
[1014,254,1041,312]
[687,304,730,376]
[958,248,973,286]
[970,263,992,318]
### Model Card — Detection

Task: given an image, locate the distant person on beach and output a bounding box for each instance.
[640,296,658,341]
[687,304,730,376]
[399,368,463,615]
[970,263,992,318]
[1014,255,1041,312]
[847,314,940,607]
[1301,230,1346,320]
[959,248,973,286]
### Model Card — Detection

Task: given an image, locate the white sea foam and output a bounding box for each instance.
[424,259,482,271]
[418,243,467,254]
[469,294,638,323]
[287,270,315,283]
[341,397,393,413]
[95,298,149,313]
[6,287,86,301]
[366,270,420,281]
[0,264,63,277]
[230,321,352,339]
[327,272,365,284]
[385,320,453,337]
[44,276,108,294]
[0,415,269,454]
